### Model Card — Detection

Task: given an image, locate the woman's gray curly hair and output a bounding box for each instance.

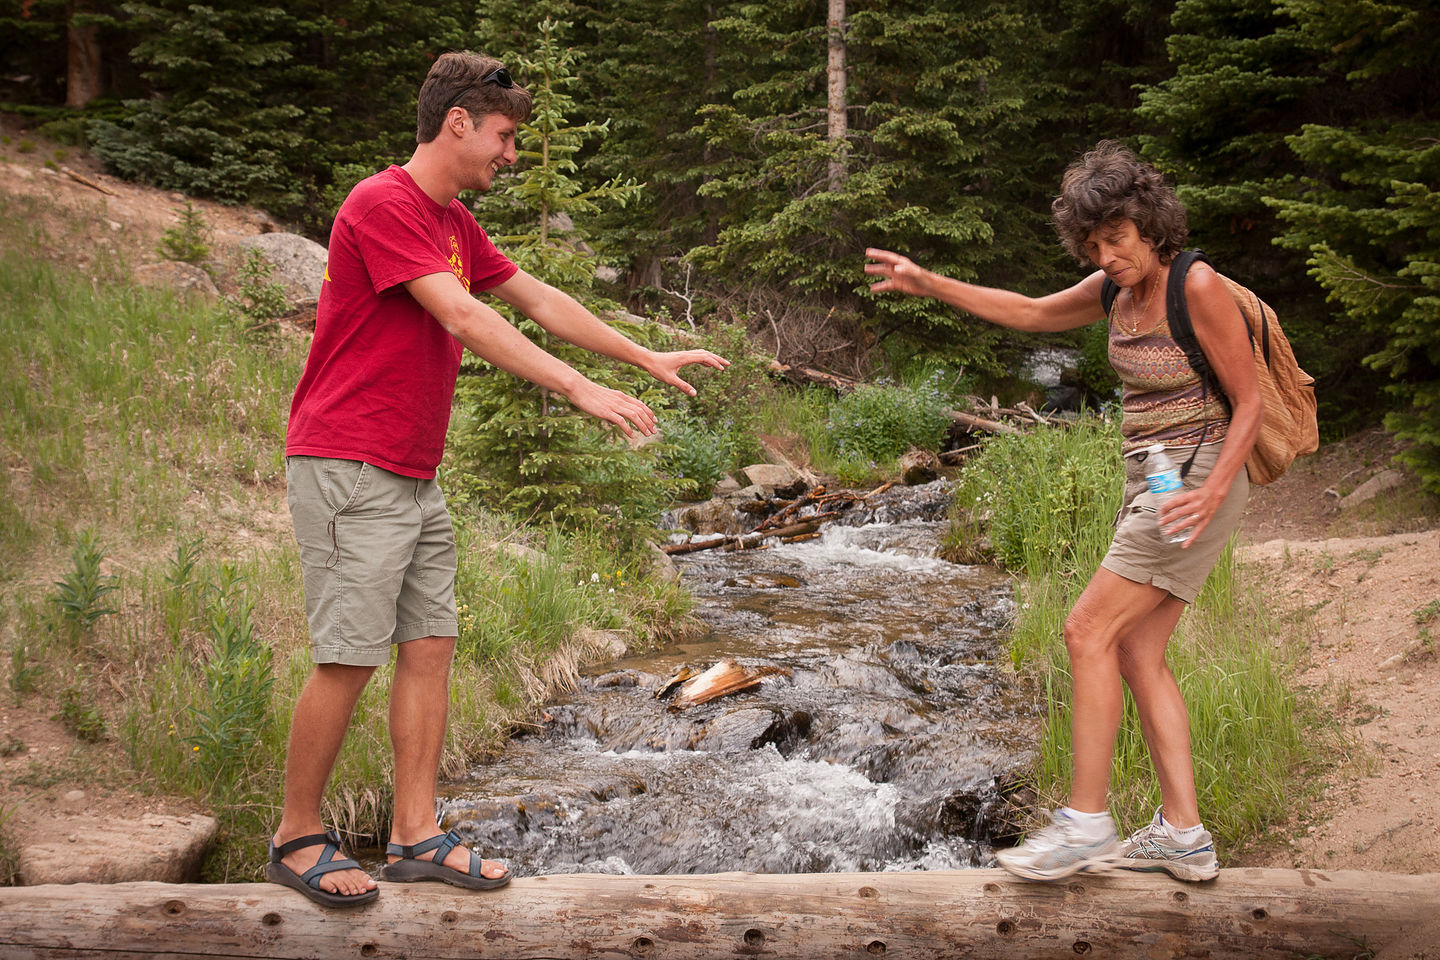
[1051,140,1188,265]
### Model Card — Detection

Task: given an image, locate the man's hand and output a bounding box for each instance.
[563,379,658,438]
[864,248,934,298]
[643,349,730,397]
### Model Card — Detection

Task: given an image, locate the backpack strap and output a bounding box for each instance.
[1100,275,1120,318]
[1165,250,1214,382]
[1165,249,1221,480]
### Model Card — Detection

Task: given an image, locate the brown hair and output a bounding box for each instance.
[416,52,532,143]
[1051,140,1188,264]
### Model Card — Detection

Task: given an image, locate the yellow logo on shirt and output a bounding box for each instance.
[448,235,470,291]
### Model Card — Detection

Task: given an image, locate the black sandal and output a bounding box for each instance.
[266,830,379,907]
[380,829,510,890]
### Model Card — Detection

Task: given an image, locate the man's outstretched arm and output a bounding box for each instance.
[491,268,729,396]
[405,271,657,437]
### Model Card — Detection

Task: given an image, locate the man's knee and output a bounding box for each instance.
[396,635,456,673]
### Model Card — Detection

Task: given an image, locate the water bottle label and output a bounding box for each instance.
[1146,471,1183,496]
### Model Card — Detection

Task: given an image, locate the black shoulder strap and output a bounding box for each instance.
[1100,276,1119,317]
[1165,249,1213,381]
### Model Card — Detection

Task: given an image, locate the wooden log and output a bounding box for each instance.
[766,358,865,392]
[665,658,789,709]
[661,519,823,556]
[946,409,1023,436]
[59,165,118,197]
[0,869,1435,959]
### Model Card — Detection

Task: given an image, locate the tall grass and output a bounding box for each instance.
[950,417,1317,851]
[0,193,302,564]
[0,193,692,881]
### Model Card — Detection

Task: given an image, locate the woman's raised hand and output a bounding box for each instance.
[864,248,932,298]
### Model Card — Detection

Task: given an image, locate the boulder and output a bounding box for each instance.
[236,232,328,302]
[899,448,940,485]
[18,813,217,885]
[697,707,785,752]
[134,261,218,299]
[672,498,744,536]
[1341,468,1405,509]
[740,463,802,495]
[648,541,680,583]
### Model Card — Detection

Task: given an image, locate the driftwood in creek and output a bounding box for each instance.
[2,869,1437,959]
[656,658,790,709]
[661,483,894,556]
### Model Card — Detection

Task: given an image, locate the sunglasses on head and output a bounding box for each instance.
[442,67,515,113]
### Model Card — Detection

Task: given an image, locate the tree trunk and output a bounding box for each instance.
[65,3,103,108]
[0,869,1436,959]
[826,0,846,191]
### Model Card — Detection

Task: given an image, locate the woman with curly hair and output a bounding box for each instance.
[865,141,1261,882]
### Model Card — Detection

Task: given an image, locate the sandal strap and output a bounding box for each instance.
[387,830,478,873]
[271,830,343,862]
[300,852,364,888]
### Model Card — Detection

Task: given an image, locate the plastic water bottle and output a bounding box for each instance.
[1143,443,1191,544]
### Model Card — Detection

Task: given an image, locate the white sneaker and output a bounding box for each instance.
[1117,807,1220,881]
[994,809,1122,882]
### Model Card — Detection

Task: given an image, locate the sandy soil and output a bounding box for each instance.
[2,117,1438,891]
[1231,432,1440,875]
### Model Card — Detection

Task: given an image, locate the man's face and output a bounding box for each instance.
[461,112,517,192]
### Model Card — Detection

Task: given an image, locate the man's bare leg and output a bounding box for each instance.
[273,662,379,897]
[386,635,506,879]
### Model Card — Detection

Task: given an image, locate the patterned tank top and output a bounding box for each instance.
[1108,302,1230,455]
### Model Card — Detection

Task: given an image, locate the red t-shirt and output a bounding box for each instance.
[286,166,518,478]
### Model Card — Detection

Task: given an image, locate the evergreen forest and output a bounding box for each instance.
[4,0,1438,491]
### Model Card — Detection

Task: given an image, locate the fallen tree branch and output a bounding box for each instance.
[60,165,118,196]
[662,519,826,555]
[946,409,1023,436]
[766,358,865,392]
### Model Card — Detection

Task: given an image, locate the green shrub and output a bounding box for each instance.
[827,378,951,467]
[50,530,119,633]
[225,248,290,333]
[950,417,1122,580]
[36,117,88,147]
[185,565,274,787]
[54,687,107,742]
[157,202,211,264]
[658,416,734,498]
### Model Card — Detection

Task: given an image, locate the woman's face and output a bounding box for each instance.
[1082,220,1156,287]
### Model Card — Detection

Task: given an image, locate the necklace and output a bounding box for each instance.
[1123,272,1158,336]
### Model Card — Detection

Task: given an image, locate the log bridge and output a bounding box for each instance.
[1,868,1436,959]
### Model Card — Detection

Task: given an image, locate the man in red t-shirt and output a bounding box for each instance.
[267,52,728,907]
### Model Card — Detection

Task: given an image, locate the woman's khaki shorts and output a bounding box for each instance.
[287,456,459,667]
[1099,441,1249,604]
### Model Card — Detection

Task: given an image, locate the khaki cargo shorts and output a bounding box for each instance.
[1099,441,1249,604]
[286,456,459,667]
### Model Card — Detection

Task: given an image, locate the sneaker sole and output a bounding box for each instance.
[1117,857,1219,882]
[996,852,1122,883]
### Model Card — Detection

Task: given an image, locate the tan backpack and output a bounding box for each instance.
[1102,250,1319,484]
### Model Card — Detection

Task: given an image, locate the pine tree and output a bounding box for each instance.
[676,0,1062,376]
[1263,0,1440,491]
[449,15,673,542]
[1132,0,1385,435]
[88,1,305,206]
